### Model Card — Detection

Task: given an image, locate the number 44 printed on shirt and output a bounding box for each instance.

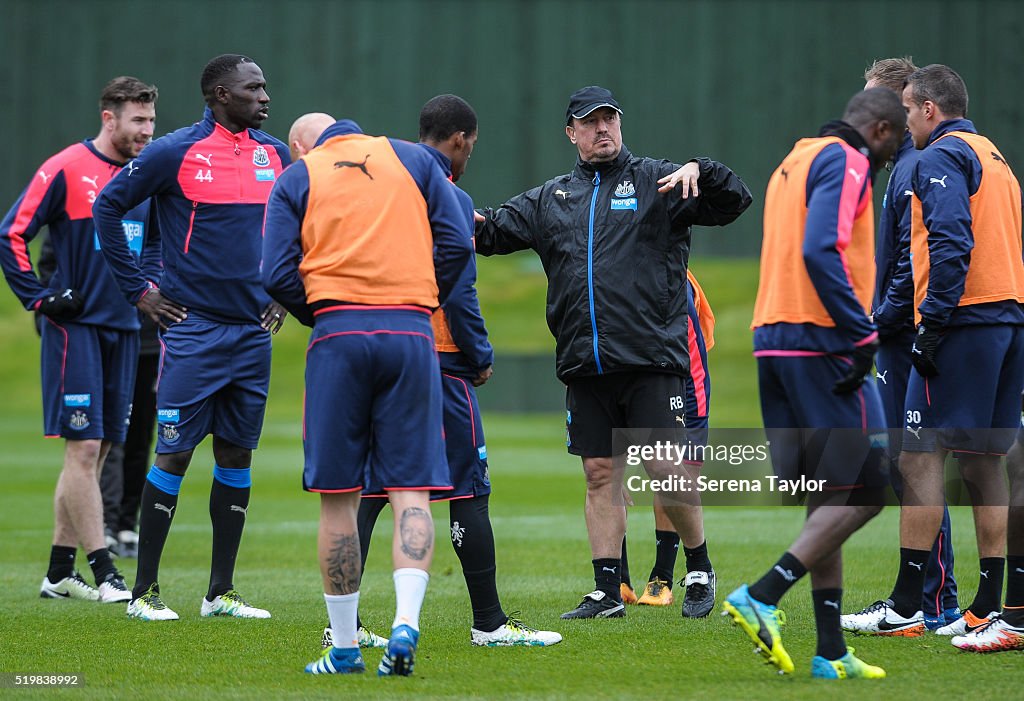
[195,169,213,182]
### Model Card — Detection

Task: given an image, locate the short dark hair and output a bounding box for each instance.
[200,54,254,102]
[863,57,917,92]
[419,94,477,142]
[99,76,158,115]
[843,87,906,132]
[904,64,968,118]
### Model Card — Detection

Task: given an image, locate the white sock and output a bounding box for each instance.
[392,567,429,631]
[324,591,359,650]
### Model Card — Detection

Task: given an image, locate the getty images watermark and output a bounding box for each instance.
[610,428,904,506]
[623,439,826,497]
[614,426,1018,506]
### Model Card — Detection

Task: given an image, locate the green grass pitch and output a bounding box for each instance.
[0,256,1020,697]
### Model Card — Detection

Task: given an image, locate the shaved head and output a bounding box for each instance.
[288,112,335,161]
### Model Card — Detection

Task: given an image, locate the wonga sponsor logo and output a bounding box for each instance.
[158,409,180,423]
[64,393,91,407]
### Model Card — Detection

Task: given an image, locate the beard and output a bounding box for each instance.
[112,131,147,161]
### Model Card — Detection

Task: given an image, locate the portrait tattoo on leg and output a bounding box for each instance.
[399,507,434,561]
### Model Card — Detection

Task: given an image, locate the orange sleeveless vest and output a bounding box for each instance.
[910,131,1024,323]
[299,134,439,307]
[752,137,874,329]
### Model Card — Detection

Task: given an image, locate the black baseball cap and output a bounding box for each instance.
[565,86,623,124]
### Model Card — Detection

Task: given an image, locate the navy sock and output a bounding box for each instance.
[86,548,118,586]
[46,545,76,582]
[1003,555,1024,626]
[593,558,621,600]
[450,495,506,632]
[683,539,712,573]
[650,530,680,585]
[619,537,631,587]
[133,467,182,599]
[748,552,807,606]
[812,588,847,660]
[965,557,1004,616]
[207,466,251,600]
[889,547,930,618]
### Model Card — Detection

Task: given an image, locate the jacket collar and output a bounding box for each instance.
[927,118,976,146]
[82,138,128,167]
[315,119,364,148]
[892,131,915,165]
[417,142,453,178]
[201,107,255,145]
[819,119,881,177]
[573,145,632,181]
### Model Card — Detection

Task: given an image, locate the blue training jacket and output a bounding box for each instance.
[899,118,1024,327]
[94,108,290,324]
[0,139,157,330]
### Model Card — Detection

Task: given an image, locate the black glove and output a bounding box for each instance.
[38,288,85,321]
[910,323,941,377]
[832,338,879,394]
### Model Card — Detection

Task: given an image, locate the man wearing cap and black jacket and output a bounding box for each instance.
[475,86,752,619]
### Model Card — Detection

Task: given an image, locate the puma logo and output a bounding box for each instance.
[230,504,248,516]
[37,170,52,184]
[81,175,99,188]
[824,600,839,610]
[601,566,617,574]
[980,569,989,579]
[554,189,570,200]
[154,503,175,519]
[780,168,789,180]
[992,151,1007,166]
[126,161,139,177]
[194,153,213,167]
[675,416,685,424]
[334,154,373,179]
[876,370,888,384]
[908,561,924,571]
[903,189,914,197]
[929,175,949,188]
[907,426,921,439]
[773,565,797,582]
[848,168,863,185]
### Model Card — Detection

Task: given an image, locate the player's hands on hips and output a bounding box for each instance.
[471,365,494,387]
[911,323,941,377]
[657,161,701,198]
[38,288,85,321]
[261,302,287,334]
[832,338,879,394]
[137,287,187,330]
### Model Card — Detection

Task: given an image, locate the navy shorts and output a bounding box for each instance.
[155,315,271,453]
[365,372,490,501]
[303,308,449,494]
[903,325,1024,455]
[875,328,915,457]
[757,353,889,490]
[41,320,138,442]
[435,373,490,500]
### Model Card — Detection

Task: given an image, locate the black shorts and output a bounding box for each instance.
[566,371,688,458]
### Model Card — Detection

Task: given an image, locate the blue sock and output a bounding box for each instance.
[213,465,251,488]
[147,465,184,495]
